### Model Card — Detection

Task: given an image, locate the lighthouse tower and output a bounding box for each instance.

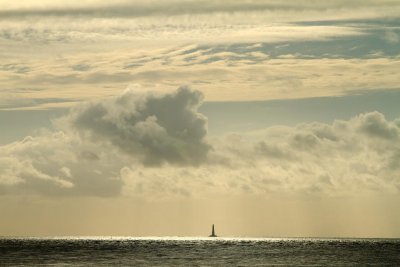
[209,224,217,237]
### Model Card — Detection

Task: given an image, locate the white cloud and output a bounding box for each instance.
[1,1,398,110]
[0,18,365,46]
[1,0,399,21]
[2,45,400,109]
[122,111,400,198]
[1,87,400,198]
[0,131,126,196]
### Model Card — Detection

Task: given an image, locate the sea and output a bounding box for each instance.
[1,237,399,266]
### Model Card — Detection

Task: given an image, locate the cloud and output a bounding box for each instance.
[0,95,78,110]
[59,86,210,166]
[1,86,400,198]
[0,63,30,73]
[2,40,400,110]
[0,87,210,196]
[1,0,399,20]
[0,133,125,196]
[2,0,387,47]
[356,111,399,139]
[0,18,364,45]
[3,2,399,111]
[71,63,91,72]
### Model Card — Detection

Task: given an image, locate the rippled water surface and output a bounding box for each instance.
[1,237,399,266]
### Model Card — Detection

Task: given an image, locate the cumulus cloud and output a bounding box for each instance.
[59,86,210,166]
[356,112,399,139]
[1,86,400,198]
[0,87,210,196]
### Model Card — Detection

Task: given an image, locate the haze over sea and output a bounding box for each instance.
[1,237,399,266]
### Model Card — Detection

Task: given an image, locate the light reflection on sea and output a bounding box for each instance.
[1,237,399,266]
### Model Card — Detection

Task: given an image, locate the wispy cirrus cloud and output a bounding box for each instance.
[3,0,394,47]
[1,0,399,20]
[2,1,398,111]
[1,43,399,109]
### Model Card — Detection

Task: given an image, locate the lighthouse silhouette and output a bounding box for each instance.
[209,224,217,237]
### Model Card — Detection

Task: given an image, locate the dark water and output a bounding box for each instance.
[1,237,399,266]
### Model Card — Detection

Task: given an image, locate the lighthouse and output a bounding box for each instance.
[209,224,217,237]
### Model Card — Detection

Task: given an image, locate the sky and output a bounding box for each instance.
[1,0,400,238]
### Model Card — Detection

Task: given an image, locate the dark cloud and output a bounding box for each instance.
[0,63,30,73]
[61,86,210,166]
[357,111,399,140]
[291,132,320,149]
[71,63,91,72]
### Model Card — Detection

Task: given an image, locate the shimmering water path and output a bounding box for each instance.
[1,237,399,266]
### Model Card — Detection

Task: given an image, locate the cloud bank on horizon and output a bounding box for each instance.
[1,88,399,198]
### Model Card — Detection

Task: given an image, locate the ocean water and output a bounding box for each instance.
[1,237,399,266]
